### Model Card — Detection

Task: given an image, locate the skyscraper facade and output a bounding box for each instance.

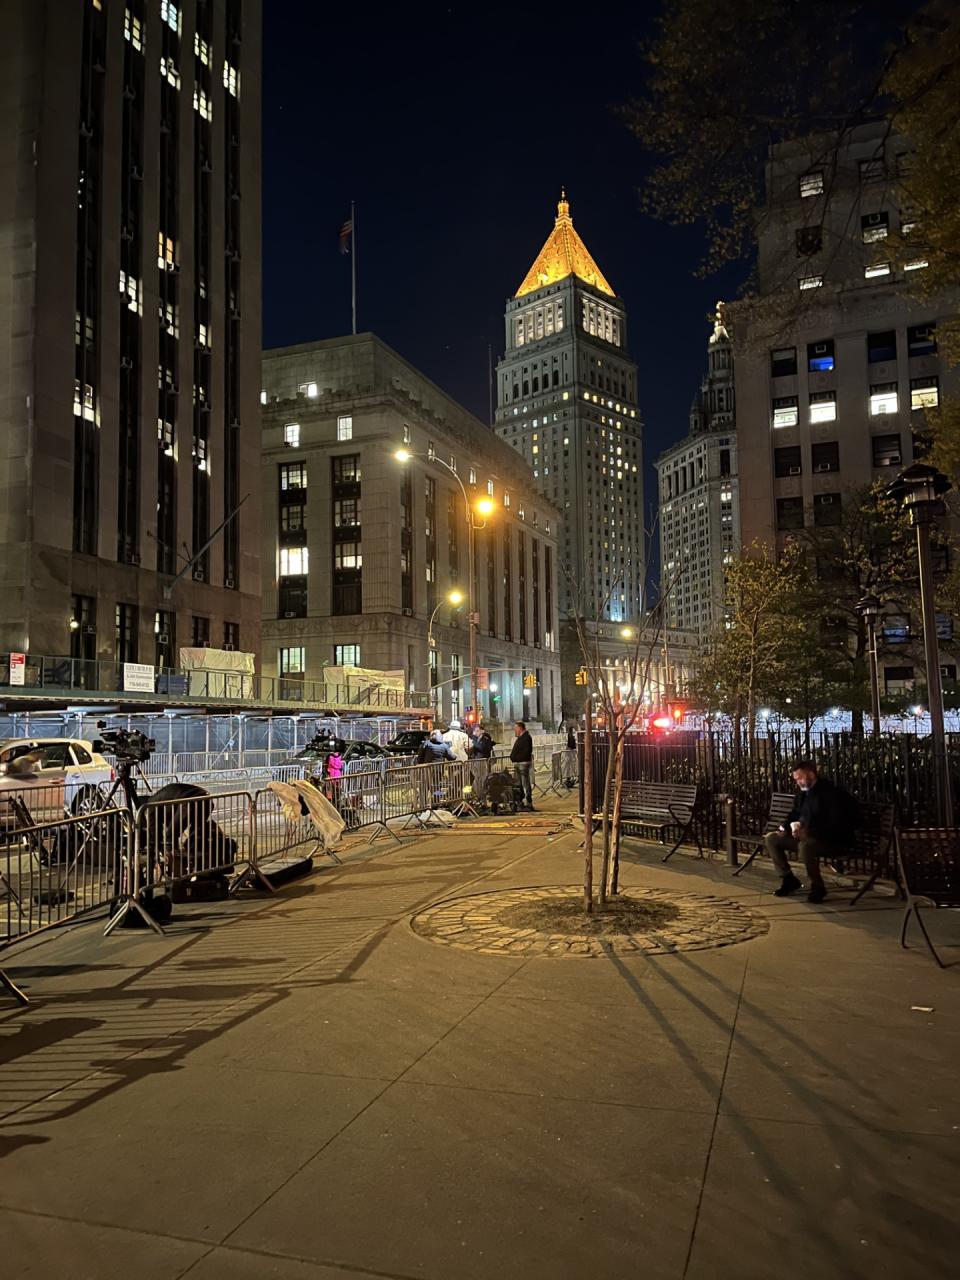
[0,0,262,666]
[656,305,739,636]
[494,195,643,623]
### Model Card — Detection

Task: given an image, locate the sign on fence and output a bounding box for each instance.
[123,662,156,693]
[9,652,25,686]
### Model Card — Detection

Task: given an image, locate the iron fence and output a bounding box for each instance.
[582,729,960,852]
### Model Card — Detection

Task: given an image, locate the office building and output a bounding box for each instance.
[656,305,739,636]
[261,334,563,727]
[733,122,958,695]
[0,0,262,667]
[494,194,644,623]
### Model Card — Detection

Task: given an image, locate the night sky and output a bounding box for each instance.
[262,2,743,535]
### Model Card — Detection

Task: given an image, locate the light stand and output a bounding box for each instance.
[855,594,882,739]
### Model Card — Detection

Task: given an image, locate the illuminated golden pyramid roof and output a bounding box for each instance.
[515,192,615,298]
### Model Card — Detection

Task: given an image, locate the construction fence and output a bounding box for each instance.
[1,752,566,1005]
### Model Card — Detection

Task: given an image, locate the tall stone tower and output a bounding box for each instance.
[494,194,643,622]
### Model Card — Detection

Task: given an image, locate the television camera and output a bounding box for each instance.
[92,722,156,768]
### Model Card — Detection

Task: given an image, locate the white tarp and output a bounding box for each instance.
[326,665,405,693]
[179,647,255,699]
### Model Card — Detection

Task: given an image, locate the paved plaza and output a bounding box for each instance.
[1,793,958,1280]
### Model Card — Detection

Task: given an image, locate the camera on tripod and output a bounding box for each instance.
[93,721,156,766]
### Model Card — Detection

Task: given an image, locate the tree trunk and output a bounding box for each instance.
[598,726,618,908]
[610,728,625,895]
[582,699,593,913]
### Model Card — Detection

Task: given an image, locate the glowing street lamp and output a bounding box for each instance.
[427,588,465,649]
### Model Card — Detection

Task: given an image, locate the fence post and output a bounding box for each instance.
[724,795,738,867]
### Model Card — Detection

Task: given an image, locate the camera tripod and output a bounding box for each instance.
[102,758,165,936]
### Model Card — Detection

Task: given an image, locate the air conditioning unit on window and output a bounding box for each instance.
[816,462,832,472]
[157,632,170,645]
[820,495,834,504]
[192,567,206,581]
[83,625,96,636]
[402,607,413,617]
[223,643,235,651]
[283,611,296,618]
[788,466,801,475]
[224,575,235,589]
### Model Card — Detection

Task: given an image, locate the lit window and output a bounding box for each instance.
[160,56,180,89]
[861,211,889,243]
[194,33,210,65]
[772,396,799,428]
[504,492,511,508]
[157,232,176,270]
[73,379,97,424]
[279,646,305,675]
[809,391,837,423]
[197,322,211,348]
[562,391,569,400]
[798,274,823,290]
[118,270,142,315]
[335,645,361,666]
[864,262,891,279]
[807,340,834,372]
[904,258,929,272]
[487,479,494,496]
[223,61,239,97]
[283,422,300,447]
[910,378,939,410]
[337,414,353,441]
[124,9,143,50]
[193,85,213,121]
[799,170,824,198]
[402,423,411,444]
[260,390,267,405]
[334,542,362,570]
[160,1,181,35]
[298,382,318,398]
[279,547,308,576]
[870,384,898,416]
[279,462,307,490]
[469,468,477,485]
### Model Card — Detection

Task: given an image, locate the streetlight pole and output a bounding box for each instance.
[855,594,882,740]
[887,464,953,825]
[394,449,493,723]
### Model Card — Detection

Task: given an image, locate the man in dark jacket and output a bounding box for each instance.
[763,760,858,903]
[510,721,534,810]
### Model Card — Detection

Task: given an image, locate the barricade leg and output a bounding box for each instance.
[103,818,165,936]
[0,966,29,1006]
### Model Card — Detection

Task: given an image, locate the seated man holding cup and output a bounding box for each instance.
[763,760,859,904]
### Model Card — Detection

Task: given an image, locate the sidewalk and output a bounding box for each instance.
[1,795,958,1280]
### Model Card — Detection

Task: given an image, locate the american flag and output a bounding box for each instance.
[338,215,353,255]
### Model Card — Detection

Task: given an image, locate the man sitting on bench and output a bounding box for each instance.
[764,760,858,904]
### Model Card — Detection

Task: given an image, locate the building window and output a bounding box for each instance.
[160,0,181,34]
[160,56,180,89]
[279,546,309,576]
[487,479,494,496]
[279,461,307,490]
[774,446,802,478]
[224,622,240,651]
[884,665,914,691]
[770,347,797,378]
[332,454,360,483]
[882,615,911,645]
[867,331,897,363]
[807,340,835,373]
[280,504,305,534]
[910,377,939,410]
[861,211,889,242]
[283,422,300,447]
[813,493,841,526]
[870,383,899,416]
[864,261,891,280]
[124,8,143,50]
[795,226,822,256]
[334,644,360,666]
[333,497,360,527]
[872,433,902,468]
[904,257,929,273]
[278,576,307,618]
[798,274,823,291]
[337,414,353,441]
[799,170,824,198]
[194,32,210,64]
[772,396,799,428]
[859,156,885,183]
[223,60,239,96]
[907,324,937,357]
[809,391,837,424]
[115,603,138,663]
[811,441,840,473]
[298,382,318,398]
[192,85,212,121]
[334,542,361,570]
[279,647,305,675]
[776,497,804,531]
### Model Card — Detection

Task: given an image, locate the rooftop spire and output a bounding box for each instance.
[515,192,614,298]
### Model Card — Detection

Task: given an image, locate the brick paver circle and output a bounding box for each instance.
[410,885,768,958]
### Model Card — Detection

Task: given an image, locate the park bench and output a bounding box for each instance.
[728,792,895,904]
[894,827,960,968]
[619,781,702,862]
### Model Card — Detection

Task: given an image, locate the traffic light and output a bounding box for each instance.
[574,667,588,686]
[523,673,538,688]
[465,709,477,727]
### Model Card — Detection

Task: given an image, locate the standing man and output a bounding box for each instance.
[468,723,494,803]
[763,760,858,904]
[510,720,534,811]
[442,719,471,762]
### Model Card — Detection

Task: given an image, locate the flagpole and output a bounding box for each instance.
[351,200,357,335]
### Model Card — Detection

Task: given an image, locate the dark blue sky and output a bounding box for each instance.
[262,2,744,522]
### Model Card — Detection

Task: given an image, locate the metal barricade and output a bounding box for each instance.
[1,807,129,1003]
[326,768,397,844]
[252,784,341,874]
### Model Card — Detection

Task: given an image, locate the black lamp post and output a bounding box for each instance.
[886,463,953,824]
[854,593,882,739]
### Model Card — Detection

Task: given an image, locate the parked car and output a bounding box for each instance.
[0,738,113,824]
[289,737,391,768]
[383,730,430,755]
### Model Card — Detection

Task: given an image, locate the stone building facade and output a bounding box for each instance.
[0,0,262,666]
[657,306,739,637]
[733,122,958,695]
[494,195,644,624]
[261,334,563,728]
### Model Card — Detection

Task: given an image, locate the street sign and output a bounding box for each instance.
[9,652,25,686]
[476,668,489,689]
